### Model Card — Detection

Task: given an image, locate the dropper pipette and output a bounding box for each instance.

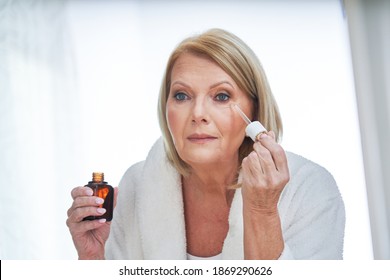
[231,104,267,141]
[232,104,252,125]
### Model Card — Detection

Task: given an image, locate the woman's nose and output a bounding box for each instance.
[191,98,209,124]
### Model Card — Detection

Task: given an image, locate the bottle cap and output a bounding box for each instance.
[92,172,104,183]
[245,121,267,141]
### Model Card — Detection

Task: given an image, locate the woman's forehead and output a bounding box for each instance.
[170,53,235,83]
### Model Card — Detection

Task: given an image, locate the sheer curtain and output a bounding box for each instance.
[0,0,80,258]
[345,0,390,259]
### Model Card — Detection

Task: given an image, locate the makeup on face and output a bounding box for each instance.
[166,53,257,166]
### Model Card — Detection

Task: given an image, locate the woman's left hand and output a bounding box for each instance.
[241,131,290,214]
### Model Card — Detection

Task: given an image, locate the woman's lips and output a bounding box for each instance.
[187,134,218,143]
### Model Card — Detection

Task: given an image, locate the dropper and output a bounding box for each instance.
[231,104,267,141]
[232,104,252,125]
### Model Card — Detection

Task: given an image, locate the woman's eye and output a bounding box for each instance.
[215,93,230,102]
[173,92,188,101]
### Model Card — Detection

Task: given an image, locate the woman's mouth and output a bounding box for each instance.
[187,134,218,143]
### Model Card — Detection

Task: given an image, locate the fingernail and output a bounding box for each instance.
[97,208,106,214]
[85,188,93,196]
[95,197,104,205]
[98,219,106,223]
[259,132,269,139]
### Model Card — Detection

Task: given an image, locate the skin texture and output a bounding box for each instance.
[166,53,253,173]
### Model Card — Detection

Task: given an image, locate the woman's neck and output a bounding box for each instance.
[182,161,238,203]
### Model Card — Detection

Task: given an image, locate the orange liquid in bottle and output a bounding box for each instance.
[83,172,114,221]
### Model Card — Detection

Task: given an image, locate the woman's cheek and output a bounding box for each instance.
[166,107,183,142]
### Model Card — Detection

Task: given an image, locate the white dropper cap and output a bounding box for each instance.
[245,121,267,141]
[232,104,267,141]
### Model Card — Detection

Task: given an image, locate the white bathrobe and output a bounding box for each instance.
[106,138,345,259]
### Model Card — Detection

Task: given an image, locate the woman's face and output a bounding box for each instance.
[166,52,253,168]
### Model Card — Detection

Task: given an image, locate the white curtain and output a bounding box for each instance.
[0,0,79,259]
[344,0,390,259]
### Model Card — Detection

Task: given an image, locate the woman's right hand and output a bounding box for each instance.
[66,186,118,259]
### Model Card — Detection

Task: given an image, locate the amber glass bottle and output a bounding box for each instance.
[83,172,114,221]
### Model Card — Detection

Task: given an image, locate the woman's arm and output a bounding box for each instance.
[241,132,289,259]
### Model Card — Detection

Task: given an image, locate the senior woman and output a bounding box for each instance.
[66,28,345,260]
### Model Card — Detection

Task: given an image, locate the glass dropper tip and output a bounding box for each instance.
[231,104,252,125]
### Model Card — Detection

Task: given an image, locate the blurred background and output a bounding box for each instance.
[1,0,388,259]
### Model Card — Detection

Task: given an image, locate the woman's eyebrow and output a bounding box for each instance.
[171,81,190,88]
[171,80,235,89]
[210,81,235,90]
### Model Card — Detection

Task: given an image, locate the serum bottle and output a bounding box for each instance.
[83,172,114,221]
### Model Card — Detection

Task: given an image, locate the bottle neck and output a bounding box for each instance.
[92,172,104,183]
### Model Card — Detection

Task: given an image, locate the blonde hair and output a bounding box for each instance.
[158,28,283,176]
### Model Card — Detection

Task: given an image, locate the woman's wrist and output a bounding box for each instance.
[78,251,105,260]
[243,199,279,217]
[243,204,284,259]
